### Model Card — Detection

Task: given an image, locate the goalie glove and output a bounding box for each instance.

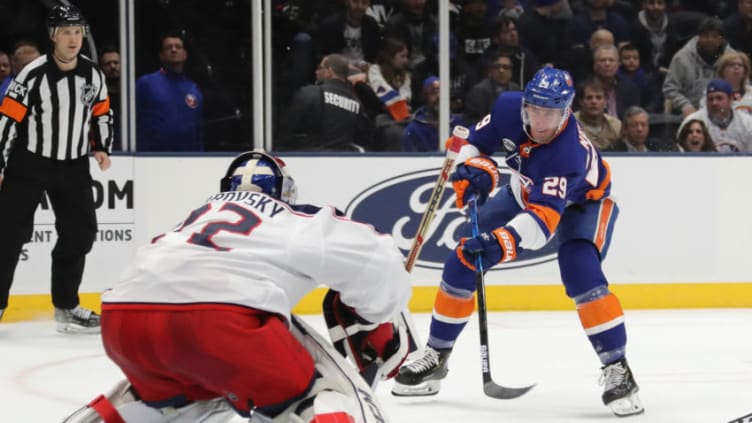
[451,156,499,209]
[459,227,519,270]
[322,290,408,381]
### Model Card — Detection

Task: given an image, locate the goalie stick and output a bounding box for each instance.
[468,195,535,399]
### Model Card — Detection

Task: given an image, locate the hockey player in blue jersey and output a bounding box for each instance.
[392,67,644,417]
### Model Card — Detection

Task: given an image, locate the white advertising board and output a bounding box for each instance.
[12,156,136,294]
[9,154,752,296]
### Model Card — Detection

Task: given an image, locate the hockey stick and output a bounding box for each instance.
[404,126,467,272]
[468,196,535,399]
[399,128,467,350]
[381,128,467,390]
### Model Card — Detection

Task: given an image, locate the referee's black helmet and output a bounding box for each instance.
[47,4,88,37]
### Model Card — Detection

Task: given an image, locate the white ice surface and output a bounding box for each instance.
[1,309,750,422]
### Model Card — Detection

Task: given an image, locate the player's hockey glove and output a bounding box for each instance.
[459,227,519,270]
[323,290,408,380]
[451,156,499,209]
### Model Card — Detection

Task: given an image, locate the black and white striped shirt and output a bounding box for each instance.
[0,54,113,170]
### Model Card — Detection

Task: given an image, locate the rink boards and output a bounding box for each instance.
[6,154,752,320]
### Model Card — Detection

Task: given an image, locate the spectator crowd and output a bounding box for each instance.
[2,0,752,153]
[270,0,752,154]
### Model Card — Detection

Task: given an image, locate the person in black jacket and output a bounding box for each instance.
[275,54,369,151]
[463,52,521,126]
[484,16,540,88]
[316,0,382,70]
[0,4,112,331]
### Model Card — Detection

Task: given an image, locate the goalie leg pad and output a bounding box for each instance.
[64,379,236,423]
[286,315,390,423]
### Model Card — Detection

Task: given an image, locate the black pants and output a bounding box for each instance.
[0,149,97,309]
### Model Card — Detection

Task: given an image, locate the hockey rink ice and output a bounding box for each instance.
[1,309,750,422]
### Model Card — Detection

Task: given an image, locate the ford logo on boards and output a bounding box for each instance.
[345,168,559,270]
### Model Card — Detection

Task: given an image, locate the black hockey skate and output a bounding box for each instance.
[600,358,644,416]
[55,306,101,334]
[391,346,451,396]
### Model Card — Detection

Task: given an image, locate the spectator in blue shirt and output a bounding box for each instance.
[136,33,203,152]
[401,76,462,152]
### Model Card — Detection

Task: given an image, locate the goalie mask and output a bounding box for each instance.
[220,150,297,204]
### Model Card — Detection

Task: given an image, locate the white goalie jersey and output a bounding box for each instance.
[102,191,411,324]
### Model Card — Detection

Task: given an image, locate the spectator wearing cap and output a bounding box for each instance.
[401,76,462,152]
[463,52,521,126]
[662,16,735,117]
[678,79,752,152]
[699,52,752,115]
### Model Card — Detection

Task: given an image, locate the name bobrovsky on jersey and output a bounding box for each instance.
[207,192,286,218]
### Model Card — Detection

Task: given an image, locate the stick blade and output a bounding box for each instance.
[483,382,535,399]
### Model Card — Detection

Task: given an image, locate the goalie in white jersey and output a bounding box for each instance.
[64,150,412,423]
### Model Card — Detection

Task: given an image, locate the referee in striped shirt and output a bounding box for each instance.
[0,4,113,333]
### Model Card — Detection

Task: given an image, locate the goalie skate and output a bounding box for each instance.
[600,358,644,417]
[391,346,450,397]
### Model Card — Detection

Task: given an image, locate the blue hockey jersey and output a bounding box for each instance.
[466,91,612,250]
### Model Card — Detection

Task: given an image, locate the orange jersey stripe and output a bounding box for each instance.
[586,159,611,201]
[0,96,28,122]
[91,97,111,117]
[576,293,623,331]
[526,203,561,235]
[434,288,475,320]
[593,198,615,252]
